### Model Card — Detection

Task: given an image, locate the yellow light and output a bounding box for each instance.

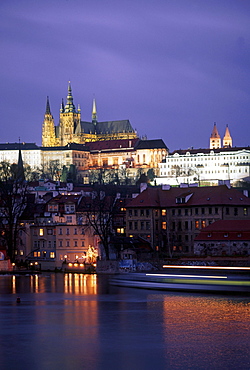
[74,263,78,267]
[163,265,250,271]
[79,263,84,267]
[30,263,33,266]
[34,262,38,265]
[68,263,73,267]
[12,263,15,266]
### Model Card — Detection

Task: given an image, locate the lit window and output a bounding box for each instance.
[50,252,55,258]
[162,222,167,230]
[195,220,199,229]
[162,209,166,216]
[39,229,44,236]
[201,221,206,228]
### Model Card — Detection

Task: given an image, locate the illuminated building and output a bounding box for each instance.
[126,184,250,255]
[42,82,137,147]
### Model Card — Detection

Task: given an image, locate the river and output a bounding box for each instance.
[0,273,249,370]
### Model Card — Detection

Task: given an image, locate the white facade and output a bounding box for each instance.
[156,148,250,186]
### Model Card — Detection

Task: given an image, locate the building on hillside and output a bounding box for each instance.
[42,82,137,147]
[125,184,250,256]
[194,219,250,256]
[0,143,41,169]
[156,124,249,186]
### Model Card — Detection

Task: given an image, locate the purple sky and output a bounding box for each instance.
[1,0,250,151]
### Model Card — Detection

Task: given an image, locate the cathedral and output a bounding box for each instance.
[42,82,137,147]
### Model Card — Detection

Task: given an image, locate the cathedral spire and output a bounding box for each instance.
[92,98,97,124]
[64,81,76,113]
[223,124,232,148]
[45,96,52,115]
[60,98,65,113]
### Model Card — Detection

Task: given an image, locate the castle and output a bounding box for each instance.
[42,82,137,147]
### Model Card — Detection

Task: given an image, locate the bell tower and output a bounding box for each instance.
[42,97,57,147]
[59,82,81,146]
[223,125,232,147]
[210,123,221,149]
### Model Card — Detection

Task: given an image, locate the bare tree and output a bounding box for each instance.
[80,192,118,260]
[0,161,29,262]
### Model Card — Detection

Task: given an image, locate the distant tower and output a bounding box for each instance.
[210,123,221,149]
[42,97,57,147]
[223,125,232,148]
[92,98,97,125]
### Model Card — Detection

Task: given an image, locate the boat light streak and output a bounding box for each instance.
[146,273,227,279]
[163,265,250,270]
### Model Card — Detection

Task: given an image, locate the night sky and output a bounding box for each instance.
[1,0,250,151]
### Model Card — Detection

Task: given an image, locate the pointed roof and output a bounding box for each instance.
[211,123,220,138]
[17,149,25,183]
[64,81,76,113]
[92,98,97,123]
[45,96,52,115]
[224,124,231,139]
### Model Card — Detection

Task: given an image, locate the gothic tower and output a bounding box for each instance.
[42,97,57,147]
[223,125,232,148]
[210,123,221,149]
[59,82,81,146]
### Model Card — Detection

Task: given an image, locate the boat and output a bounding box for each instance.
[110,265,250,294]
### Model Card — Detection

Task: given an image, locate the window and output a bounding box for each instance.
[195,208,198,215]
[172,222,175,231]
[178,209,181,216]
[66,240,70,247]
[225,208,229,215]
[117,227,125,234]
[59,228,62,235]
[146,210,149,217]
[74,241,78,247]
[215,207,218,215]
[39,228,44,236]
[162,222,167,230]
[134,221,138,230]
[209,208,212,214]
[195,220,199,229]
[74,228,77,235]
[162,209,167,216]
[146,222,150,230]
[134,210,138,217]
[66,228,70,235]
[59,241,63,247]
[244,208,248,216]
[201,220,206,228]
[48,241,51,248]
[172,209,175,216]
[185,221,188,230]
[129,222,132,230]
[66,216,73,223]
[234,208,238,216]
[201,208,205,215]
[129,210,132,217]
[185,209,188,216]
[50,252,55,258]
[141,221,145,230]
[47,229,53,235]
[140,210,144,217]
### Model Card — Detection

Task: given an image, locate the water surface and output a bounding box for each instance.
[0,273,249,370]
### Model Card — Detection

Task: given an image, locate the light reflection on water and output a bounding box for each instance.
[0,273,249,370]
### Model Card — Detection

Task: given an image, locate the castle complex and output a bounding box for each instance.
[42,82,137,147]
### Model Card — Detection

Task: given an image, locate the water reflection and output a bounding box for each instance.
[0,274,249,370]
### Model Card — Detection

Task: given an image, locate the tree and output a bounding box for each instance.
[0,161,29,262]
[80,192,118,260]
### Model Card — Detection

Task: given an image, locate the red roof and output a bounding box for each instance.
[126,185,250,208]
[87,138,139,151]
[195,220,250,241]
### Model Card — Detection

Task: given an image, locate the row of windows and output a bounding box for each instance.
[128,209,150,217]
[128,221,151,231]
[58,240,85,247]
[34,228,85,236]
[33,251,55,258]
[161,168,248,176]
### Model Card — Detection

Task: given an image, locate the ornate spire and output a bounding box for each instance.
[60,98,65,113]
[64,81,76,113]
[92,98,97,124]
[45,96,52,115]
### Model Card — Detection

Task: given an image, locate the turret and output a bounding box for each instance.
[64,81,76,113]
[42,96,56,147]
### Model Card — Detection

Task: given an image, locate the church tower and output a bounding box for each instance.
[59,82,81,146]
[42,97,57,147]
[223,125,232,148]
[92,98,97,125]
[210,123,221,149]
